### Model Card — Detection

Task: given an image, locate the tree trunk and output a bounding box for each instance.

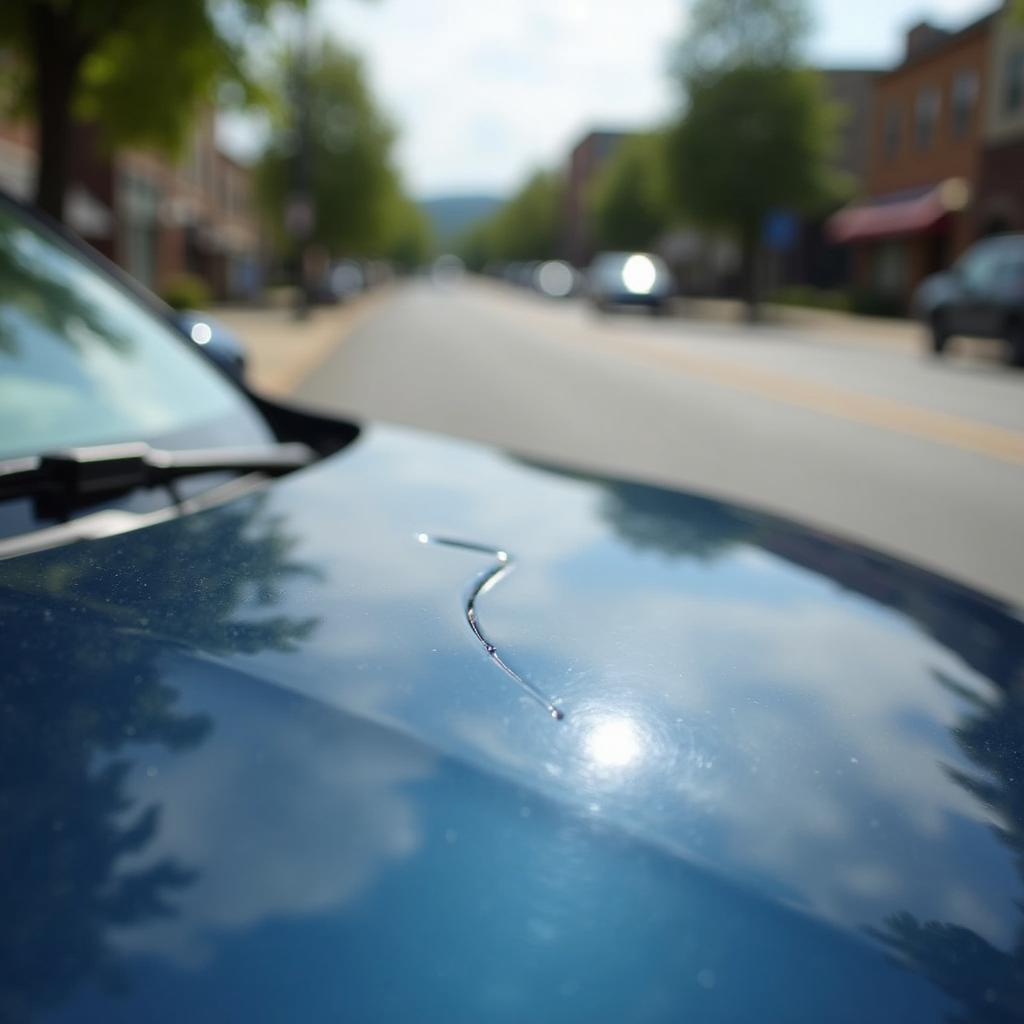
[29,5,84,223]
[739,224,762,324]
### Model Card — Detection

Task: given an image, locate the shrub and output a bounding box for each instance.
[848,289,907,318]
[161,273,212,311]
[769,286,851,313]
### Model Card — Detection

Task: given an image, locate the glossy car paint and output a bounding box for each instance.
[913,234,1024,359]
[2,424,1023,1022]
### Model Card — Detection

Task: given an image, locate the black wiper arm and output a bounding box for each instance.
[0,441,316,503]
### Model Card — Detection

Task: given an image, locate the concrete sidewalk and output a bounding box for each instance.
[626,291,1007,360]
[674,296,918,347]
[677,297,1010,361]
[214,289,390,396]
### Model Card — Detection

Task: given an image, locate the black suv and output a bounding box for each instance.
[913,234,1024,365]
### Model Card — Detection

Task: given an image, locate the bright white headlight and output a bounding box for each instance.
[622,254,657,295]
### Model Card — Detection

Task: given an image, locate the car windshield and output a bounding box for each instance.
[592,253,631,274]
[0,201,265,460]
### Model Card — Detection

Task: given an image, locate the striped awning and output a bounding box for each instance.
[827,179,970,243]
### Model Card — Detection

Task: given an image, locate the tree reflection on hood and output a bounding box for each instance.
[0,493,321,1022]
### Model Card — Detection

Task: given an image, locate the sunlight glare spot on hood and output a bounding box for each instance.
[586,716,644,768]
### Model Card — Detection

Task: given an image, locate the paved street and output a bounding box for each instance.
[273,278,1024,606]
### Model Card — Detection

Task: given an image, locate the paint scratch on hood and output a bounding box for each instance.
[417,533,564,721]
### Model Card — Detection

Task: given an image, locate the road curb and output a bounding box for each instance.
[216,286,393,397]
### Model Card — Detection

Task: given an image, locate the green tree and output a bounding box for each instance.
[589,132,673,252]
[382,195,435,270]
[667,67,839,318]
[492,170,564,262]
[256,38,408,260]
[457,217,498,272]
[0,494,320,1020]
[667,0,839,320]
[0,0,299,222]
[868,666,1024,1022]
[457,170,564,267]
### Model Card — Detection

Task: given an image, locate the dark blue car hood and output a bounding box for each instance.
[2,424,1023,1023]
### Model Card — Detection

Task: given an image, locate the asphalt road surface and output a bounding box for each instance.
[296,278,1024,607]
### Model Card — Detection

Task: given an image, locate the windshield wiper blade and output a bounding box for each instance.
[0,441,316,503]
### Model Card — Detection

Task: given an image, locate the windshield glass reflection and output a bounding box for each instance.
[0,204,247,458]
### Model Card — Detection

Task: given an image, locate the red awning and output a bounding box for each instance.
[827,181,967,244]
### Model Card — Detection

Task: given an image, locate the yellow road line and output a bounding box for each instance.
[632,344,1024,466]
[481,286,1024,467]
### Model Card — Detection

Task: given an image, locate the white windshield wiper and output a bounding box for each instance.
[0,441,316,504]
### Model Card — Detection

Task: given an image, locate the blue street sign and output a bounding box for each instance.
[763,209,799,251]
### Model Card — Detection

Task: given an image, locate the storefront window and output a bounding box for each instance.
[914,87,940,150]
[883,104,902,159]
[873,242,909,296]
[1005,48,1024,113]
[950,69,978,139]
[117,172,161,289]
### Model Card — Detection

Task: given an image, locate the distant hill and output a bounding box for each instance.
[419,195,503,246]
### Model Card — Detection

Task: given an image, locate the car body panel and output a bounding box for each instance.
[2,424,1023,1021]
[171,309,248,382]
[914,234,1024,342]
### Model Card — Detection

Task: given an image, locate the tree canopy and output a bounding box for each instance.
[457,170,564,269]
[665,0,839,317]
[256,38,427,262]
[0,0,299,219]
[667,66,839,234]
[589,132,673,253]
[379,191,435,269]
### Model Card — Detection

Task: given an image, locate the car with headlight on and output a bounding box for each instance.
[587,250,674,313]
[3,189,1024,1024]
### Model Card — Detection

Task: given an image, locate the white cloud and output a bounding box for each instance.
[304,0,991,197]
[111,679,436,966]
[322,0,680,195]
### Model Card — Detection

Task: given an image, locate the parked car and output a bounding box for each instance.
[171,308,248,382]
[913,233,1024,365]
[587,250,674,313]
[3,189,1024,1022]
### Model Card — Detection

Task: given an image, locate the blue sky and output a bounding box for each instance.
[262,0,996,197]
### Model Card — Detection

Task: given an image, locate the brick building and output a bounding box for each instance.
[975,6,1024,236]
[0,111,261,301]
[828,11,996,307]
[562,130,631,268]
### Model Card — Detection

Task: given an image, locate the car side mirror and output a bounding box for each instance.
[172,310,248,384]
